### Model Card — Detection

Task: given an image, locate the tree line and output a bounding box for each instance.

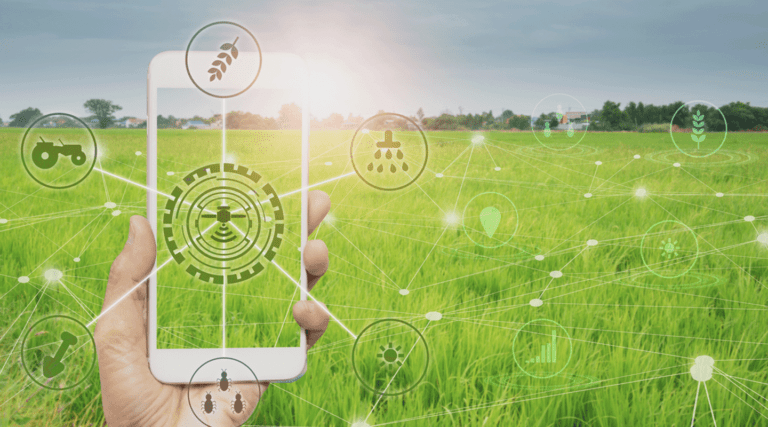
[4,99,767,132]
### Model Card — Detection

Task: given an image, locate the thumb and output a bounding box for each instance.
[94,216,160,422]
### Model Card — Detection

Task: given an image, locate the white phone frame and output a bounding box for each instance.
[147,51,309,384]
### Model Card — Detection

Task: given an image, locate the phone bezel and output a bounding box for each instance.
[146,50,309,384]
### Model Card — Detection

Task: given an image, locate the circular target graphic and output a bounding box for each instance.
[187,357,262,426]
[512,318,573,379]
[163,163,283,284]
[640,220,699,279]
[669,100,727,158]
[531,93,589,151]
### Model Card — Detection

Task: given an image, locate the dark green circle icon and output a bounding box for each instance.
[512,318,572,379]
[640,220,699,279]
[531,93,589,151]
[351,319,429,396]
[163,163,284,284]
[669,100,727,158]
[21,315,96,391]
[462,192,519,249]
[185,21,262,99]
[350,113,429,191]
[20,113,98,189]
[187,357,262,427]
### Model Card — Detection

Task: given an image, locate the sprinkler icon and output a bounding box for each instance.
[32,137,86,169]
[368,130,408,173]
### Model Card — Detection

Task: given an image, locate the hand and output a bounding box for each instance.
[94,191,332,426]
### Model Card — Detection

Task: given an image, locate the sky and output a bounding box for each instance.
[0,0,767,122]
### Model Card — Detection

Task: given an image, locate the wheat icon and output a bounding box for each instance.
[208,37,239,81]
[691,109,706,148]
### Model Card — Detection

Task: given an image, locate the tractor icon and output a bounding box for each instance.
[32,137,87,169]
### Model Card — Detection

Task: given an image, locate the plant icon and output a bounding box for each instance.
[659,238,680,259]
[691,110,706,148]
[209,37,239,81]
[544,122,551,138]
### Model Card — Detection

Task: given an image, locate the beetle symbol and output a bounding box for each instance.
[217,370,230,392]
[201,392,217,414]
[231,391,246,414]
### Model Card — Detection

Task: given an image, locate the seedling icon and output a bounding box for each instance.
[691,110,706,148]
[368,130,408,173]
[42,331,77,378]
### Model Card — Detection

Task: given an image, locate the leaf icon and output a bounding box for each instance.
[693,120,704,128]
[692,127,704,135]
[220,43,234,50]
[212,60,226,72]
[693,115,704,121]
[691,134,706,143]
[231,45,239,59]
[218,52,232,65]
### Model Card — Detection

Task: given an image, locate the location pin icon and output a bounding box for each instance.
[479,206,501,238]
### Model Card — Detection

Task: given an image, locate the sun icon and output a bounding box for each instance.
[659,238,680,259]
[379,342,404,368]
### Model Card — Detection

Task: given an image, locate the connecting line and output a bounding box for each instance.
[366,321,431,422]
[269,260,358,340]
[691,381,701,427]
[703,382,718,427]
[94,167,176,200]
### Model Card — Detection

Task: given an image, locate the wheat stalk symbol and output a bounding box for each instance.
[691,109,706,149]
[208,37,239,81]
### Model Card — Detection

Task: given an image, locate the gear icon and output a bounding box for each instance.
[163,163,284,284]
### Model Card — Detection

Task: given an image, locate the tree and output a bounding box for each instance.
[9,107,43,127]
[84,99,122,129]
[416,108,425,124]
[501,110,515,125]
[601,101,631,130]
[508,115,531,130]
[278,103,302,129]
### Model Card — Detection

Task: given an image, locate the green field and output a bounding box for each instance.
[1,127,768,426]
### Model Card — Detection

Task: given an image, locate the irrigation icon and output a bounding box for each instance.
[368,130,408,173]
[32,137,86,169]
[462,192,518,249]
[162,163,284,285]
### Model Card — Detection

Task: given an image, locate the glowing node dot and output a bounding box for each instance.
[635,188,647,198]
[73,257,80,262]
[494,167,501,171]
[425,311,442,321]
[587,239,598,247]
[362,129,370,134]
[399,289,410,296]
[44,269,63,282]
[166,171,175,176]
[112,210,122,217]
[757,233,768,245]
[634,154,641,159]
[690,355,714,382]
[436,173,444,178]
[0,218,7,224]
[471,135,485,144]
[18,276,30,283]
[535,255,545,261]
[324,161,333,166]
[104,202,117,209]
[352,422,372,427]
[673,163,681,167]
[744,215,755,222]
[595,161,602,166]
[550,270,563,278]
[716,192,724,198]
[584,193,593,198]
[135,151,142,156]
[529,298,543,307]
[444,212,461,226]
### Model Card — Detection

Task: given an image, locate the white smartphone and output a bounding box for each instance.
[146,50,309,384]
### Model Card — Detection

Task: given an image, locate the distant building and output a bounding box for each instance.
[183,120,210,130]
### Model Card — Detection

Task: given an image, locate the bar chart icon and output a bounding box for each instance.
[525,329,557,364]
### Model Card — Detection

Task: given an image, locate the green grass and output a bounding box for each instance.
[1,127,768,426]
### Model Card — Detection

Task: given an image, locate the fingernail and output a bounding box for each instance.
[126,217,136,246]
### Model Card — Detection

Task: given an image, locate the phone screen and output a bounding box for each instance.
[154,86,303,350]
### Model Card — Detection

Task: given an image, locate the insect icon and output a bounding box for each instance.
[201,392,217,414]
[217,370,231,392]
[367,130,408,174]
[231,391,247,414]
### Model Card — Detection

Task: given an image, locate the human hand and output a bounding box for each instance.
[94,191,331,426]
